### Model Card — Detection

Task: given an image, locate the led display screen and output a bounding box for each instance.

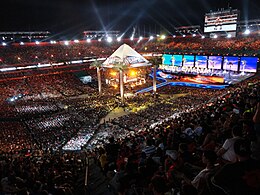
[195,56,207,68]
[171,55,183,66]
[208,56,222,69]
[183,55,195,67]
[204,9,239,32]
[223,56,239,71]
[240,57,258,73]
[162,54,172,65]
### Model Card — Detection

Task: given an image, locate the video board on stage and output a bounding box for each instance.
[240,57,258,73]
[162,54,172,65]
[204,9,239,32]
[183,55,195,67]
[223,56,239,71]
[171,55,183,66]
[195,56,207,68]
[181,75,224,84]
[208,56,222,69]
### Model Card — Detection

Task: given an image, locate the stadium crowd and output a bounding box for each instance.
[0,70,259,194]
[0,35,259,195]
[0,35,260,66]
[89,76,260,195]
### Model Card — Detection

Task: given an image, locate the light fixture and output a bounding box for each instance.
[244,29,250,35]
[161,35,166,39]
[107,37,112,43]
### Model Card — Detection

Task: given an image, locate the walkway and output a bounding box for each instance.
[99,107,129,124]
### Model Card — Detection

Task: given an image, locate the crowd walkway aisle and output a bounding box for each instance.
[86,159,116,195]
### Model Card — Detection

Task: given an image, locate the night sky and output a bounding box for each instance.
[0,0,259,37]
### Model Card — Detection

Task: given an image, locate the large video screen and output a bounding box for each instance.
[208,56,222,69]
[204,9,239,32]
[195,56,207,68]
[172,55,183,66]
[240,57,258,73]
[162,54,172,65]
[181,75,224,84]
[183,55,195,67]
[223,57,239,71]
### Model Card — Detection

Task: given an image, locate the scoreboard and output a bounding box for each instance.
[204,9,240,33]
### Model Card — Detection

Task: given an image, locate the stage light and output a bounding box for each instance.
[117,37,121,42]
[172,35,176,38]
[17,57,21,60]
[129,70,137,77]
[110,71,117,76]
[87,38,91,43]
[149,36,154,40]
[98,38,102,42]
[64,41,69,45]
[182,35,186,37]
[192,34,196,37]
[2,42,7,46]
[35,41,40,45]
[201,35,205,39]
[130,36,134,41]
[244,29,250,35]
[213,34,218,39]
[74,39,79,43]
[227,34,232,38]
[139,36,143,40]
[107,37,112,43]
[20,42,24,45]
[161,35,166,39]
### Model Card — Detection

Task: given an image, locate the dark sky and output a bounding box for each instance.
[0,0,259,37]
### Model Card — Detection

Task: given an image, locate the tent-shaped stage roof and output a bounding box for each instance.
[103,44,152,68]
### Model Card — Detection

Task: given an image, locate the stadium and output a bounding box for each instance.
[0,1,260,195]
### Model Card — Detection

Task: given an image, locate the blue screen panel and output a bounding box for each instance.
[223,56,239,71]
[240,57,258,73]
[208,56,222,69]
[183,55,195,67]
[162,54,172,65]
[195,56,207,68]
[171,55,183,66]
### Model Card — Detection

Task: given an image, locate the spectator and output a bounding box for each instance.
[213,138,260,195]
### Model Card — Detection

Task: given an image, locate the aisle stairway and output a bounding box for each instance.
[86,159,116,195]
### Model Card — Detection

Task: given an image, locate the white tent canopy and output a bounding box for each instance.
[103,44,151,68]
